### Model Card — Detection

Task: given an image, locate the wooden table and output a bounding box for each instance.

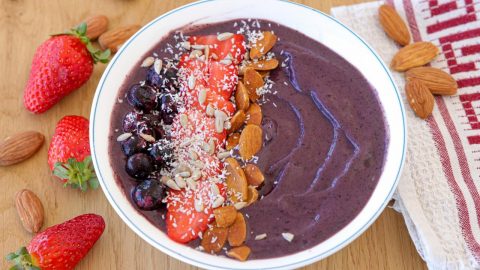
[0,0,427,269]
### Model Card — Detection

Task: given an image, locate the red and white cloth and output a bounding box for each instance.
[332,1,480,269]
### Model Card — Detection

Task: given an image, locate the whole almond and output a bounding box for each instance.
[235,81,250,111]
[99,25,141,53]
[0,131,44,166]
[229,110,246,133]
[15,189,44,233]
[406,79,434,119]
[228,213,247,247]
[406,67,458,95]
[378,4,411,46]
[246,103,262,126]
[391,42,439,71]
[239,124,263,160]
[82,15,109,40]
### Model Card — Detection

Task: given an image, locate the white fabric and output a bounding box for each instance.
[332,2,480,269]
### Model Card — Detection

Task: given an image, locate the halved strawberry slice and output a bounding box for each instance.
[188,87,235,117]
[207,61,238,100]
[189,34,246,63]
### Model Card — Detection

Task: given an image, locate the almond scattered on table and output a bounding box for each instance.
[99,24,141,53]
[15,189,44,233]
[406,67,458,95]
[0,131,44,166]
[82,15,109,40]
[406,79,434,119]
[378,4,411,46]
[391,41,439,71]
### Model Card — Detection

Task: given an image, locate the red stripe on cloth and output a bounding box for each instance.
[431,1,457,16]
[450,62,477,74]
[439,28,480,43]
[403,0,480,261]
[458,77,480,88]
[427,13,477,34]
[462,44,480,56]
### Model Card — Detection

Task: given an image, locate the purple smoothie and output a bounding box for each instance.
[108,19,387,259]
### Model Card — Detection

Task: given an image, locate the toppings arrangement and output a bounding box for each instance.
[115,26,280,260]
[378,4,458,119]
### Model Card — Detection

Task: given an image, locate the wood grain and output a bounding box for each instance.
[0,0,427,269]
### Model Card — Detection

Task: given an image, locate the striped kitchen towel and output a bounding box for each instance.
[332,1,480,269]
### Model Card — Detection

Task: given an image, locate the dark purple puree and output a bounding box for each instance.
[108,19,387,259]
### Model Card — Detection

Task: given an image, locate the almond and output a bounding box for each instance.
[201,225,228,253]
[226,133,240,150]
[99,25,141,53]
[243,67,264,102]
[225,157,248,202]
[246,103,262,126]
[244,164,265,186]
[228,213,247,247]
[213,206,237,228]
[82,15,109,40]
[239,125,263,160]
[15,189,44,233]
[250,31,277,59]
[248,58,279,71]
[229,110,246,134]
[259,71,270,78]
[227,246,251,261]
[378,4,411,46]
[406,67,458,95]
[391,42,439,71]
[235,81,250,111]
[406,79,434,119]
[246,186,259,205]
[0,131,44,166]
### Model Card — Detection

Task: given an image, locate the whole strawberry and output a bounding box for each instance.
[6,214,105,270]
[48,115,98,191]
[24,23,110,113]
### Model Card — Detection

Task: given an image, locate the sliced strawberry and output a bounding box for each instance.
[207,61,238,100]
[188,87,235,117]
[189,34,246,63]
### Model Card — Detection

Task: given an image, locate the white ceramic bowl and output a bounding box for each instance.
[90,0,406,269]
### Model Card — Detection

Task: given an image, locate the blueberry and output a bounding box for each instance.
[136,121,155,136]
[142,114,162,126]
[162,113,175,125]
[126,84,158,111]
[146,67,178,92]
[132,178,165,210]
[121,136,148,156]
[149,140,173,167]
[157,94,178,114]
[126,153,154,179]
[153,126,166,140]
[123,111,141,133]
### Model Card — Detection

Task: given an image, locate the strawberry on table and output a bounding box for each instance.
[48,115,98,191]
[24,23,110,114]
[6,214,105,270]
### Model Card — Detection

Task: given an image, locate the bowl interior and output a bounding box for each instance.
[90,0,406,269]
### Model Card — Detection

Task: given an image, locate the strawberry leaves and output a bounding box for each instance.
[67,22,111,64]
[53,156,99,192]
[5,247,40,270]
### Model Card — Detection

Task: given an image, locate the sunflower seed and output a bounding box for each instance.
[174,163,191,175]
[225,53,233,60]
[217,32,234,41]
[211,184,220,195]
[189,49,203,58]
[201,141,210,153]
[211,53,218,60]
[193,160,204,169]
[198,89,207,105]
[208,138,215,155]
[189,150,199,160]
[255,234,267,240]
[154,58,162,74]
[191,44,205,50]
[216,151,230,160]
[141,56,155,67]
[160,175,171,184]
[180,41,191,50]
[165,179,181,191]
[175,174,187,189]
[116,132,132,142]
[224,120,231,130]
[234,202,248,210]
[186,178,197,190]
[214,110,227,133]
[194,198,204,212]
[206,104,215,117]
[204,45,210,59]
[191,169,202,181]
[212,196,225,208]
[180,113,188,128]
[282,232,294,242]
[179,171,191,178]
[188,74,196,89]
[219,59,232,65]
[139,133,155,142]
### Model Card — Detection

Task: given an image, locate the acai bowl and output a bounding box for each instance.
[90,0,406,269]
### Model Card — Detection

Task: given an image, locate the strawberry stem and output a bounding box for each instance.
[5,247,41,270]
[68,22,111,64]
[53,156,99,192]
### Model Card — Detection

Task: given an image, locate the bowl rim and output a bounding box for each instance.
[90,0,407,269]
